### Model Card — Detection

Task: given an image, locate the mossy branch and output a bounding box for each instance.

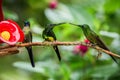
[0,41,120,58]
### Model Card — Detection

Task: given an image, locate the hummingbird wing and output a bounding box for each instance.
[53,45,61,61]
[49,30,61,61]
[79,24,118,64]
[25,31,35,67]
[26,46,35,67]
[42,27,61,61]
[95,36,118,64]
[23,21,35,67]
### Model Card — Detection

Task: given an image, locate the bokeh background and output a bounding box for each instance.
[1,0,120,80]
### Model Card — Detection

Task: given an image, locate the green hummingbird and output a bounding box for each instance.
[42,24,63,61]
[23,21,35,67]
[77,24,118,64]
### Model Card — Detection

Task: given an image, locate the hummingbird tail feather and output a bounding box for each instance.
[110,55,118,64]
[53,46,61,61]
[26,47,35,67]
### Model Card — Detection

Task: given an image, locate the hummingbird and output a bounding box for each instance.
[76,24,118,64]
[23,21,35,67]
[42,23,63,61]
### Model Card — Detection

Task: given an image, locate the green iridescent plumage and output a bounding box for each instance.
[23,21,35,67]
[42,24,62,61]
[78,24,118,64]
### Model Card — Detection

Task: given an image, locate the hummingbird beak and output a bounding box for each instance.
[47,22,66,27]
[77,25,83,28]
[69,23,83,27]
[69,23,76,26]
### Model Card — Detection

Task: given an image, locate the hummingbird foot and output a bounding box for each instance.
[91,43,97,46]
[96,51,102,60]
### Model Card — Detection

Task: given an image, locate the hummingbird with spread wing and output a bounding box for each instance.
[76,24,118,64]
[23,21,35,67]
[42,23,64,61]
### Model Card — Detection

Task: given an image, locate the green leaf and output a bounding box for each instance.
[90,64,118,79]
[13,61,46,74]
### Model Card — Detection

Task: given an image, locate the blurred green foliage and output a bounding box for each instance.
[0,0,120,80]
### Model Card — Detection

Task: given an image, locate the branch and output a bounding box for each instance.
[0,41,120,58]
[0,47,19,56]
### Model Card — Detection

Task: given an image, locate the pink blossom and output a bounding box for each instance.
[73,39,90,56]
[49,0,58,9]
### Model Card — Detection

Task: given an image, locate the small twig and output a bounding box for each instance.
[1,47,18,52]
[0,44,10,49]
[0,41,120,58]
[90,45,120,58]
[0,50,19,56]
[0,47,19,56]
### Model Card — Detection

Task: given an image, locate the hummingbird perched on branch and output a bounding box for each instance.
[74,24,118,64]
[42,23,64,61]
[23,21,35,67]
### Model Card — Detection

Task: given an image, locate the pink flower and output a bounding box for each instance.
[49,0,58,9]
[84,39,90,44]
[73,39,90,56]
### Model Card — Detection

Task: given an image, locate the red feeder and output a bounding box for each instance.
[0,20,24,45]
